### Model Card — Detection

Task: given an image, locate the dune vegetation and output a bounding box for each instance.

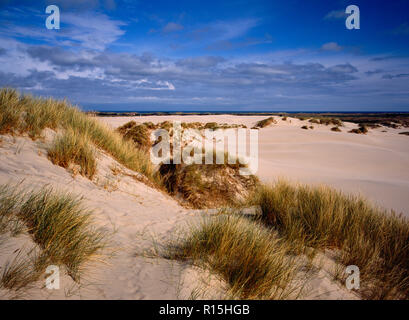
[250,180,409,299]
[164,214,300,299]
[308,117,343,126]
[167,180,409,300]
[349,125,369,134]
[0,184,106,291]
[48,129,97,179]
[253,116,277,129]
[331,126,342,132]
[159,159,259,209]
[0,88,159,185]
[116,121,152,151]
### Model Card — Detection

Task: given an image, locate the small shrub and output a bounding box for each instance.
[331,126,342,132]
[301,125,308,130]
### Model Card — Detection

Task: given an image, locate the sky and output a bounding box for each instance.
[0,0,409,111]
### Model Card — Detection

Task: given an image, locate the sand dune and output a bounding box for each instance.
[0,132,225,299]
[0,120,362,300]
[101,115,409,216]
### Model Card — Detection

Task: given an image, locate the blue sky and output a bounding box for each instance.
[0,0,409,111]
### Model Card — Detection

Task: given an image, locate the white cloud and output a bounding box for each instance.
[0,11,126,51]
[162,22,184,33]
[62,12,126,50]
[321,42,343,52]
[324,10,347,20]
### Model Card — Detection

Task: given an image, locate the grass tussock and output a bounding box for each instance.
[250,180,409,299]
[331,126,342,132]
[165,215,298,299]
[349,125,368,134]
[254,117,276,129]
[0,183,106,287]
[0,88,158,185]
[0,253,40,292]
[159,151,258,209]
[48,130,96,178]
[116,121,151,151]
[309,117,343,126]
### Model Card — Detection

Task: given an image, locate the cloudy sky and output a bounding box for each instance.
[0,0,409,111]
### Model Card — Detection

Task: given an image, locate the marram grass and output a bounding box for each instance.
[164,214,300,299]
[48,129,96,179]
[0,183,106,290]
[250,180,409,299]
[0,88,160,185]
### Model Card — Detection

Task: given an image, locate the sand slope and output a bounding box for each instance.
[0,132,225,299]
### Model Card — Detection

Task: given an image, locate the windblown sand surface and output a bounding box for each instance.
[102,115,409,216]
[3,114,406,300]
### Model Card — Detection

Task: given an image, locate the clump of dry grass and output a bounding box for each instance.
[0,88,159,185]
[159,151,258,209]
[0,89,21,135]
[0,184,22,236]
[48,130,96,178]
[0,183,106,289]
[254,117,276,129]
[301,125,308,130]
[309,117,343,126]
[117,121,151,151]
[349,125,368,134]
[18,187,106,281]
[250,180,409,299]
[164,215,299,299]
[0,253,40,292]
[202,122,247,130]
[331,126,342,132]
